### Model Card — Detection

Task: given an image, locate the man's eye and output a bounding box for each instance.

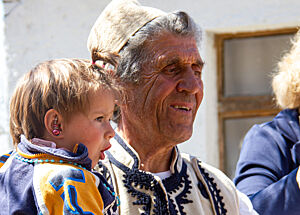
[164,65,178,74]
[194,70,202,77]
[169,68,178,73]
[192,64,203,78]
[96,116,104,122]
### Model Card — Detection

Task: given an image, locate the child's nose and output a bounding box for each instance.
[105,124,115,140]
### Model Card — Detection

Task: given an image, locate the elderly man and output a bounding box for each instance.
[87,0,256,214]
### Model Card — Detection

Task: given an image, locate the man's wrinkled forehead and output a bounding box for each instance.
[155,53,203,70]
[146,34,203,68]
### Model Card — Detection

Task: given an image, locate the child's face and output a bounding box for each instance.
[63,90,115,167]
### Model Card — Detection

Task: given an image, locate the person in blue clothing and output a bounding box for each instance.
[0,57,121,214]
[234,30,300,215]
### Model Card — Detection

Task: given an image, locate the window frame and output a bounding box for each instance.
[215,28,298,171]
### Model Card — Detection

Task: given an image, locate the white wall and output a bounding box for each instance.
[2,0,300,168]
[0,0,10,153]
[4,0,111,94]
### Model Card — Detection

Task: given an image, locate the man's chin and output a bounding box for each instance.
[165,129,193,144]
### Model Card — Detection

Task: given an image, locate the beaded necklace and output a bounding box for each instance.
[15,153,120,206]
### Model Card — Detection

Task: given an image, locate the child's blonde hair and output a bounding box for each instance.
[10,57,120,146]
[272,30,300,109]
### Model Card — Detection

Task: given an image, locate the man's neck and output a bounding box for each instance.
[138,148,173,173]
[116,125,175,173]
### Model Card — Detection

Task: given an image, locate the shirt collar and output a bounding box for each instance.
[108,132,183,174]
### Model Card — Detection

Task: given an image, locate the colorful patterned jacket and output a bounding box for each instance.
[95,133,241,215]
[0,136,119,215]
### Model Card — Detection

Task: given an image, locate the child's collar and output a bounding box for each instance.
[31,137,57,148]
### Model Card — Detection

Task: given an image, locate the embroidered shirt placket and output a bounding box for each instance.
[154,176,170,208]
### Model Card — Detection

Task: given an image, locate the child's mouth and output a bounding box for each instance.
[99,144,111,160]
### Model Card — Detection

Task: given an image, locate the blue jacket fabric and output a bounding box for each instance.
[0,136,118,215]
[234,108,300,215]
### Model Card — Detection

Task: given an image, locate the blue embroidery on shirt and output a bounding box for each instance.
[106,133,194,215]
[107,134,169,215]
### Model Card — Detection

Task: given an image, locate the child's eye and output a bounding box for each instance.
[96,116,104,122]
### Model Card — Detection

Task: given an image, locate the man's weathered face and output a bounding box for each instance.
[124,33,204,144]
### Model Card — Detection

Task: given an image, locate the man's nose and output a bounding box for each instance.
[176,68,202,94]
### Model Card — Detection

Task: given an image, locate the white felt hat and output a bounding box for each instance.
[87,0,166,55]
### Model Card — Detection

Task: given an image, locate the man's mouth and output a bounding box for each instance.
[171,105,192,112]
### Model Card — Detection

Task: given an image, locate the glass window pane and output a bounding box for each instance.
[224,116,275,179]
[224,34,294,97]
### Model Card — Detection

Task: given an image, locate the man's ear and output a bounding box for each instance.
[44,109,64,139]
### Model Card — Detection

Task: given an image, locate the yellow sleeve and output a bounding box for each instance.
[33,163,104,215]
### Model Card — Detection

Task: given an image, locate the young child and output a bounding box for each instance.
[0,58,120,214]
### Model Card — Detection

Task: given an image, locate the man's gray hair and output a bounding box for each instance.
[117,11,202,84]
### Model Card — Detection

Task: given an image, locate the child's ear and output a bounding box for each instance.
[44,109,64,139]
